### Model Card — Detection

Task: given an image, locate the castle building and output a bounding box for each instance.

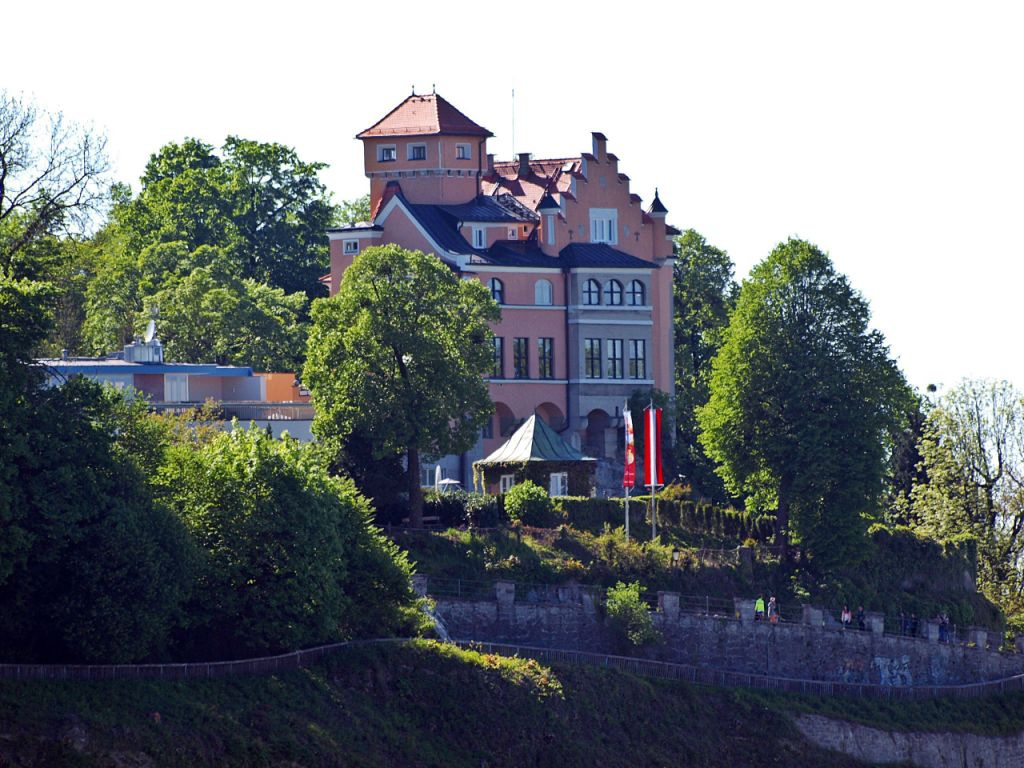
[327,92,678,489]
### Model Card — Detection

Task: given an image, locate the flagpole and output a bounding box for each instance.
[649,399,657,541]
[623,400,634,543]
[624,486,630,543]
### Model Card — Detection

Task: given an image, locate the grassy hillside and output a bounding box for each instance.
[0,641,861,767]
[396,521,1001,633]
[3,640,1024,767]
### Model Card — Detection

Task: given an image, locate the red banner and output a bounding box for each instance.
[643,406,663,487]
[623,408,636,487]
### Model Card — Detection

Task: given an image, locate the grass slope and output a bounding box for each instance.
[0,640,884,768]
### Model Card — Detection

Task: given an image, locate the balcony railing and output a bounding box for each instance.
[148,402,314,421]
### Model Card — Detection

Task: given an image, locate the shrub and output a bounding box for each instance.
[424,490,468,527]
[556,497,622,532]
[465,493,504,528]
[605,580,661,648]
[505,481,558,527]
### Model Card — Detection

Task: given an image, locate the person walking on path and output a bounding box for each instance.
[767,596,779,624]
[754,595,765,621]
[856,606,866,631]
[841,605,851,629]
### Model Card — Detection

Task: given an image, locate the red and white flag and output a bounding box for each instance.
[623,406,636,488]
[643,406,663,488]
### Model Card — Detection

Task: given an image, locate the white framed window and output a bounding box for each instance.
[343,240,359,255]
[545,214,555,245]
[589,208,618,244]
[377,145,397,162]
[456,143,471,160]
[582,278,601,305]
[549,472,568,497]
[499,474,516,494]
[534,279,553,305]
[408,143,427,161]
[164,374,189,403]
[473,227,486,249]
[507,227,518,240]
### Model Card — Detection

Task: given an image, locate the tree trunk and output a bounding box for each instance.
[407,447,423,528]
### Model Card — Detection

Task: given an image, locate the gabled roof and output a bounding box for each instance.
[559,243,655,270]
[400,199,478,255]
[357,93,493,139]
[477,413,594,465]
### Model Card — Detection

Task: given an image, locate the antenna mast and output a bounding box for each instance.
[511,88,515,159]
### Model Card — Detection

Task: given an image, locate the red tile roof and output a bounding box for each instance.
[357,93,493,139]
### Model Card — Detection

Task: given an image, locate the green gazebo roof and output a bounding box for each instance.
[477,413,595,465]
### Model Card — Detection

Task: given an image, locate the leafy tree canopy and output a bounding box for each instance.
[117,136,332,297]
[698,239,910,569]
[911,380,1024,626]
[157,426,414,658]
[673,229,737,500]
[304,244,499,525]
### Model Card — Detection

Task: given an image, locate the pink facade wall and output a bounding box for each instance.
[364,135,485,210]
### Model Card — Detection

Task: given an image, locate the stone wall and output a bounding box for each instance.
[432,581,1024,687]
[795,714,1024,768]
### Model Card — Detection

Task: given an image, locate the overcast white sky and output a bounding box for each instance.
[8,1,1023,393]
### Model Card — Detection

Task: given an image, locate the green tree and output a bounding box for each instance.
[304,244,499,526]
[505,480,557,527]
[697,239,909,569]
[158,426,413,659]
[0,277,194,662]
[333,194,371,226]
[605,581,660,649]
[143,266,308,370]
[0,92,110,272]
[673,230,737,500]
[117,136,332,297]
[911,380,1024,625]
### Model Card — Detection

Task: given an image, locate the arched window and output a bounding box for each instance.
[534,279,553,305]
[489,277,505,304]
[582,278,601,306]
[605,279,623,306]
[627,279,646,306]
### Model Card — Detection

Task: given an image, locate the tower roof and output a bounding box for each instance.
[476,413,593,464]
[357,93,494,139]
[649,188,668,214]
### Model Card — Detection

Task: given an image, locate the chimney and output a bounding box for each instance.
[591,132,607,161]
[518,152,532,178]
[487,153,495,173]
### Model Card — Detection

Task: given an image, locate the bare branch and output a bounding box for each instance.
[0,92,110,272]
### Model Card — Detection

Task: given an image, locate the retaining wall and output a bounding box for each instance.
[432,581,1024,687]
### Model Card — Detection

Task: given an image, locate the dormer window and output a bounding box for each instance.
[473,227,486,249]
[456,143,471,160]
[378,145,397,162]
[408,143,427,161]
